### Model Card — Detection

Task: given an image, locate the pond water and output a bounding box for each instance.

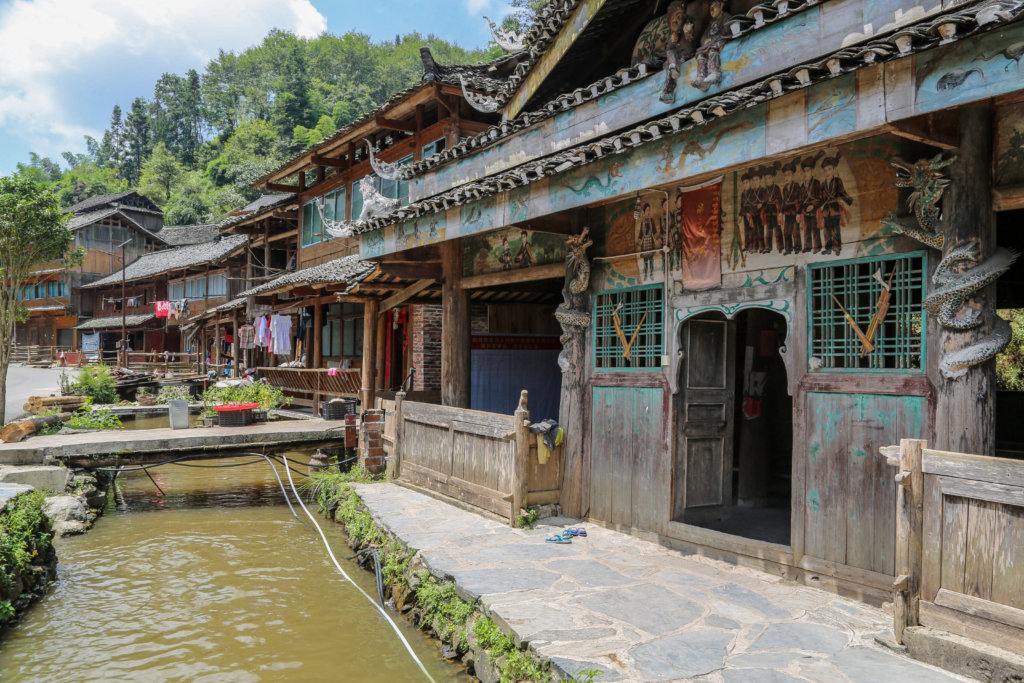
[0,453,467,682]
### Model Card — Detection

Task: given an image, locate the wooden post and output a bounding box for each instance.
[361,299,379,408]
[893,438,925,643]
[934,105,997,455]
[263,221,271,278]
[388,390,405,480]
[230,307,240,378]
[375,309,387,393]
[441,240,470,407]
[245,243,253,291]
[313,302,323,369]
[214,321,221,370]
[512,390,530,527]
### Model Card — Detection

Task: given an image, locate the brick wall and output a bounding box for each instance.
[471,304,489,334]
[410,304,442,392]
[359,409,385,473]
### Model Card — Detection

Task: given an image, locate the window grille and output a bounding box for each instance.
[594,286,664,370]
[808,253,926,372]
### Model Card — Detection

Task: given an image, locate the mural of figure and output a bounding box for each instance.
[780,160,804,255]
[691,0,730,91]
[499,235,513,270]
[761,162,783,253]
[514,229,535,268]
[739,170,753,254]
[659,197,670,250]
[670,191,684,270]
[639,203,656,278]
[660,2,696,104]
[749,167,765,253]
[820,153,853,256]
[800,152,825,253]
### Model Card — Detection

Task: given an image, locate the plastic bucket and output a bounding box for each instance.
[168,399,189,430]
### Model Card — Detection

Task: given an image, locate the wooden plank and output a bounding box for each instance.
[938,476,1024,508]
[993,183,1024,212]
[402,400,515,431]
[923,449,1024,486]
[631,388,663,533]
[921,474,944,603]
[846,400,877,572]
[920,601,1024,657]
[663,520,793,566]
[940,494,969,594]
[893,438,925,641]
[804,393,830,562]
[934,588,1024,632]
[526,490,560,505]
[589,387,613,524]
[798,555,896,593]
[963,498,999,601]
[381,279,436,313]
[460,262,567,290]
[452,419,515,440]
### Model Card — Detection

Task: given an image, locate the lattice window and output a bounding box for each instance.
[808,253,926,372]
[594,286,664,370]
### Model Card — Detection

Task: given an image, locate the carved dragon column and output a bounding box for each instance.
[934,106,1002,455]
[555,229,593,518]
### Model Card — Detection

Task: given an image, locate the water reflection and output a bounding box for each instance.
[0,453,467,682]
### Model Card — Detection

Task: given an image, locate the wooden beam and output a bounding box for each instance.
[461,262,566,290]
[310,154,347,168]
[993,183,1024,212]
[381,279,436,312]
[458,120,492,135]
[379,261,443,280]
[375,115,415,133]
[433,84,453,117]
[886,112,959,150]
[271,210,298,220]
[266,182,299,194]
[361,299,379,407]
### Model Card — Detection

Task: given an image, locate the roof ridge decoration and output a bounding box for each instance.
[485,15,527,51]
[461,74,504,113]
[322,176,402,239]
[366,139,409,181]
[353,0,1024,237]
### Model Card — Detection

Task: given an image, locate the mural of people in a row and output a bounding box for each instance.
[739,152,852,258]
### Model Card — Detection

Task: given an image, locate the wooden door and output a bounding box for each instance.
[674,317,735,518]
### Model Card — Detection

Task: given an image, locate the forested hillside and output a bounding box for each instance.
[14,30,502,224]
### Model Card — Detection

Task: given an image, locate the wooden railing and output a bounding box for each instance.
[882,439,1024,654]
[10,345,70,364]
[259,367,362,414]
[388,390,560,526]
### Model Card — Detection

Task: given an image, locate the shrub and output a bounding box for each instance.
[201,381,291,412]
[156,385,192,404]
[65,406,122,431]
[0,491,51,594]
[68,366,117,404]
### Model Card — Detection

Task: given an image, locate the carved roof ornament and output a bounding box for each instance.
[460,75,502,113]
[320,176,402,238]
[318,199,358,239]
[365,139,407,181]
[484,15,526,52]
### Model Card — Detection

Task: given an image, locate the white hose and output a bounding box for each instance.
[280,455,436,683]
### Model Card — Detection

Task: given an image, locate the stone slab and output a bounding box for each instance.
[0,465,70,493]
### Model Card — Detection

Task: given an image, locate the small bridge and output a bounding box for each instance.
[0,419,348,468]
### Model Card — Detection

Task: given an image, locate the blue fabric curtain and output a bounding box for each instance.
[470,348,561,420]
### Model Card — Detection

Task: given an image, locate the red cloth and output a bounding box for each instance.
[155,301,171,318]
[678,182,723,291]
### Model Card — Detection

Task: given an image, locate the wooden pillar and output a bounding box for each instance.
[375,309,387,392]
[934,105,997,455]
[263,221,271,278]
[313,301,323,369]
[230,308,240,378]
[214,321,221,369]
[361,299,379,408]
[441,240,470,407]
[246,242,253,291]
[512,390,530,527]
[893,438,925,643]
[387,391,405,480]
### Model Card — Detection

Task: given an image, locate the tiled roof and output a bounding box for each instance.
[157,224,222,246]
[82,234,247,288]
[219,194,296,230]
[75,313,155,330]
[238,254,377,297]
[66,190,162,216]
[356,0,1024,236]
[67,207,119,231]
[25,304,70,312]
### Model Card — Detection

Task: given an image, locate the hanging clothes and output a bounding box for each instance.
[238,324,256,350]
[255,316,270,347]
[155,301,170,318]
[270,314,293,355]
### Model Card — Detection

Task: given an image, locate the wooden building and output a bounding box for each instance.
[335,0,1024,626]
[15,191,166,350]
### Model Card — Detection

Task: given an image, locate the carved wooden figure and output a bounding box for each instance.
[661,2,696,104]
[691,0,731,91]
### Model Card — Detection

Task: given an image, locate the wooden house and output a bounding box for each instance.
[15,191,165,350]
[339,0,1024,638]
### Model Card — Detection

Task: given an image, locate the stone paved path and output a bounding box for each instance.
[354,483,969,682]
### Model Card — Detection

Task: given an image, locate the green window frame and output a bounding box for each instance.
[593,285,664,371]
[808,251,927,373]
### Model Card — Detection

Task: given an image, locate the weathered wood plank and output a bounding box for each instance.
[934,588,1024,632]
[990,502,1024,609]
[664,519,793,566]
[631,387,663,533]
[963,498,998,601]
[798,555,896,593]
[939,495,969,594]
[921,474,944,603]
[938,476,1024,509]
[920,601,1024,657]
[923,449,1024,487]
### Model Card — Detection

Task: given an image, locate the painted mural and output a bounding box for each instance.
[395,212,446,251]
[463,227,566,277]
[916,25,1024,114]
[996,101,1024,188]
[721,137,899,275]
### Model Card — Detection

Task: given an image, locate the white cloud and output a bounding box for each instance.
[464,0,514,19]
[0,0,326,161]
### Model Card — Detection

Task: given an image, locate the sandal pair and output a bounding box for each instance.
[565,526,587,537]
[545,534,572,544]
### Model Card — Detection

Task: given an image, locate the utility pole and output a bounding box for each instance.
[117,239,130,369]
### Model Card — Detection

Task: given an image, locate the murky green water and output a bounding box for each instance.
[0,454,466,682]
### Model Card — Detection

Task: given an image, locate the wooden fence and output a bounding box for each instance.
[259,367,362,415]
[882,439,1024,655]
[388,390,560,526]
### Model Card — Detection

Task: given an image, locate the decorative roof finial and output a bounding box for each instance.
[460,75,502,113]
[484,15,526,51]
[365,139,408,181]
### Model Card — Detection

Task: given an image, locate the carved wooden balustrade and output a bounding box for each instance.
[258,367,362,414]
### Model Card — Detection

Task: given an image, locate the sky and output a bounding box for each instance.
[0,0,513,175]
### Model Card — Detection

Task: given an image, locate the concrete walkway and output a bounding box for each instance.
[0,418,348,465]
[355,483,968,682]
[3,365,65,423]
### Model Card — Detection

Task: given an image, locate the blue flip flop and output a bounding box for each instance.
[546,534,572,544]
[565,526,587,537]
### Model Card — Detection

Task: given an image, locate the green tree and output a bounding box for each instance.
[997,310,1024,391]
[139,142,184,204]
[0,176,76,424]
[122,97,152,186]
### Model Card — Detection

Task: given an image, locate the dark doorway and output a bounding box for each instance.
[673,309,792,545]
